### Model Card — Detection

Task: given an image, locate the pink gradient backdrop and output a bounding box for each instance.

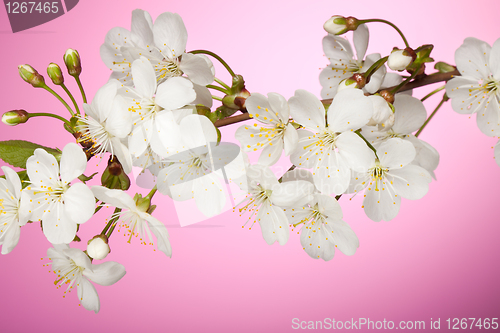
[1,0,499,332]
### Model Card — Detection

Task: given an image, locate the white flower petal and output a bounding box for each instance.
[153,12,188,58]
[353,24,369,60]
[26,149,59,186]
[476,96,500,137]
[490,38,500,80]
[1,223,20,255]
[179,53,215,86]
[131,9,154,47]
[179,114,217,148]
[363,180,401,222]
[42,203,77,244]
[64,183,95,225]
[328,89,373,132]
[336,131,375,172]
[84,261,127,286]
[77,277,100,314]
[283,123,299,156]
[131,57,157,99]
[267,92,290,121]
[289,90,326,132]
[91,186,136,210]
[379,138,416,169]
[245,93,280,124]
[143,214,172,257]
[257,204,289,246]
[1,166,21,198]
[392,95,427,134]
[455,37,491,80]
[389,165,431,200]
[60,143,87,184]
[257,140,283,166]
[155,77,196,110]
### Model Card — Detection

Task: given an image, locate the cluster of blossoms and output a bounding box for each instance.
[1,9,499,312]
[445,38,500,165]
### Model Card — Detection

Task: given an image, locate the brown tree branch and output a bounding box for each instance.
[214,69,459,128]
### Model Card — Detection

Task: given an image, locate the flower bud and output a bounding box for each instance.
[87,235,110,260]
[388,48,414,71]
[434,61,456,73]
[336,78,357,93]
[63,49,82,76]
[101,157,131,190]
[222,75,251,111]
[323,16,359,35]
[47,63,64,85]
[18,65,45,88]
[2,109,29,126]
[379,90,395,104]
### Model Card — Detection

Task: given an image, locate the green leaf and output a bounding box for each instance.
[0,140,61,169]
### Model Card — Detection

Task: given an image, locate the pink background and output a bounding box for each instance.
[1,0,499,332]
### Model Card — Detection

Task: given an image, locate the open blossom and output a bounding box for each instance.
[79,81,133,173]
[47,244,126,313]
[363,94,439,177]
[289,89,374,195]
[26,143,95,244]
[281,169,358,261]
[0,166,32,254]
[237,164,314,246]
[446,37,500,136]
[347,138,432,222]
[100,9,214,87]
[320,24,387,98]
[92,186,172,257]
[120,57,196,162]
[235,92,298,165]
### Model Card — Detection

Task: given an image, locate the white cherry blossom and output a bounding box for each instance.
[46,244,126,313]
[237,164,314,246]
[79,81,133,173]
[281,169,359,261]
[92,186,172,257]
[347,138,432,222]
[121,57,196,162]
[100,9,214,87]
[26,143,95,244]
[289,89,374,195]
[446,37,500,136]
[235,92,298,165]
[320,24,387,98]
[0,166,32,254]
[363,94,439,177]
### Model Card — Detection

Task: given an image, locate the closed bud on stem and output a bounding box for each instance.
[18,65,45,88]
[2,109,29,126]
[388,48,415,71]
[47,63,64,85]
[87,235,110,260]
[323,16,359,35]
[101,156,131,190]
[434,61,456,73]
[336,78,357,93]
[63,49,82,76]
[379,90,395,104]
[222,75,251,112]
